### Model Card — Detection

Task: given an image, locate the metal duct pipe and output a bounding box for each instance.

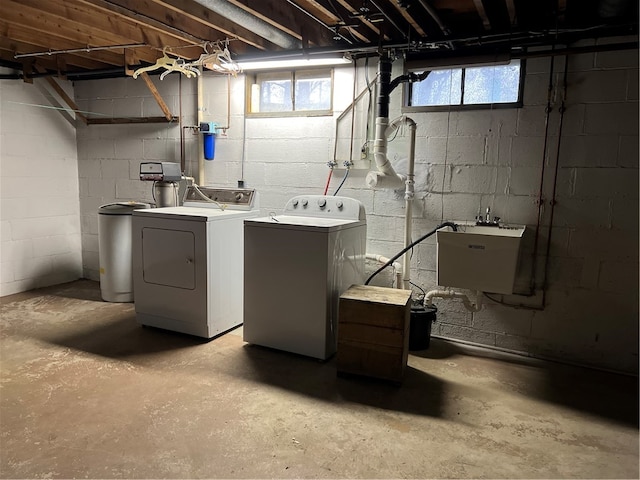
[191,0,301,50]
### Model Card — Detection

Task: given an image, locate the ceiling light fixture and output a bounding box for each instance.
[236,55,352,71]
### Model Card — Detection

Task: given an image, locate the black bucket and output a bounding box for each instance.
[409,305,437,351]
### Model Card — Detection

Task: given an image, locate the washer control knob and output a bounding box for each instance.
[235,192,244,201]
[318,199,326,208]
[336,200,343,209]
[301,199,308,207]
[292,199,299,207]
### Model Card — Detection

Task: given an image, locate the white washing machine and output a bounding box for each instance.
[243,195,366,360]
[132,187,259,338]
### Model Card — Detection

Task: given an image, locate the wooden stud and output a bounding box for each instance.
[139,71,174,121]
[42,73,88,125]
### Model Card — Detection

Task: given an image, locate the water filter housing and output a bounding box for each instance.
[200,122,217,160]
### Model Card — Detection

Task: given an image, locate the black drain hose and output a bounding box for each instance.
[365,222,458,286]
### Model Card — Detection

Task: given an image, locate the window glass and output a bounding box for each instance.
[412,69,462,106]
[294,73,331,111]
[248,69,333,116]
[464,62,521,104]
[407,59,522,109]
[260,78,292,112]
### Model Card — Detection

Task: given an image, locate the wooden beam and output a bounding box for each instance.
[228,0,348,45]
[139,72,174,121]
[394,3,427,37]
[56,56,68,80]
[21,59,33,84]
[475,0,512,32]
[473,0,492,30]
[0,1,160,65]
[87,116,178,124]
[43,75,88,125]
[292,0,375,43]
[0,20,137,68]
[3,0,199,61]
[133,0,280,51]
[74,0,207,53]
[557,0,567,22]
[124,48,138,76]
[505,0,516,26]
[334,0,389,41]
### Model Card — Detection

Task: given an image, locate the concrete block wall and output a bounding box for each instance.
[0,74,82,296]
[74,40,638,373]
[74,75,198,280]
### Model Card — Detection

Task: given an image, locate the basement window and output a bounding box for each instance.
[404,59,523,110]
[246,69,333,116]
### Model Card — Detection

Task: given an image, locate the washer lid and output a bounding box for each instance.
[245,215,365,232]
[99,201,150,215]
[132,206,260,222]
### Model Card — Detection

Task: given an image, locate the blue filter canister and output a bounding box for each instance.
[200,122,217,160]
[203,133,216,160]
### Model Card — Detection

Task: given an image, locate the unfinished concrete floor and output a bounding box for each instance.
[1,280,638,479]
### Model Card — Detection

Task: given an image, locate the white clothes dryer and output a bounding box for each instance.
[243,195,366,360]
[132,187,259,338]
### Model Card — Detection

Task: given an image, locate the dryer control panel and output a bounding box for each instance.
[183,186,257,210]
[284,195,365,220]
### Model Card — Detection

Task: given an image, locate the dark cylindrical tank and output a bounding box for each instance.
[409,304,437,351]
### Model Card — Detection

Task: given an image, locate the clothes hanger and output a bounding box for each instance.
[184,41,240,75]
[133,48,201,79]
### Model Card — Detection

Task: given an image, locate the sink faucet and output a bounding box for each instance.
[476,206,501,226]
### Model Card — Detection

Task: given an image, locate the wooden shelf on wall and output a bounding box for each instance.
[86,116,179,125]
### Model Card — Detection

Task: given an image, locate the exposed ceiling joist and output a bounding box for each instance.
[0,0,635,80]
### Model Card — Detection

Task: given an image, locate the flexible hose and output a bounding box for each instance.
[365,222,458,286]
[333,169,350,196]
[323,167,333,195]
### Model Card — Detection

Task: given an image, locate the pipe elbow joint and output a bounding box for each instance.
[366,171,406,189]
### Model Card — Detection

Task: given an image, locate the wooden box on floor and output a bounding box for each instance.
[337,284,412,383]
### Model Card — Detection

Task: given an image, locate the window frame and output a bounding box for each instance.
[245,67,335,118]
[402,58,525,113]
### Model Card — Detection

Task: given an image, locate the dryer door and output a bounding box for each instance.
[141,227,196,289]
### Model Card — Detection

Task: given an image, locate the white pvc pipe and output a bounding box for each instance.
[366,253,403,289]
[366,117,406,189]
[385,116,417,290]
[424,289,483,312]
